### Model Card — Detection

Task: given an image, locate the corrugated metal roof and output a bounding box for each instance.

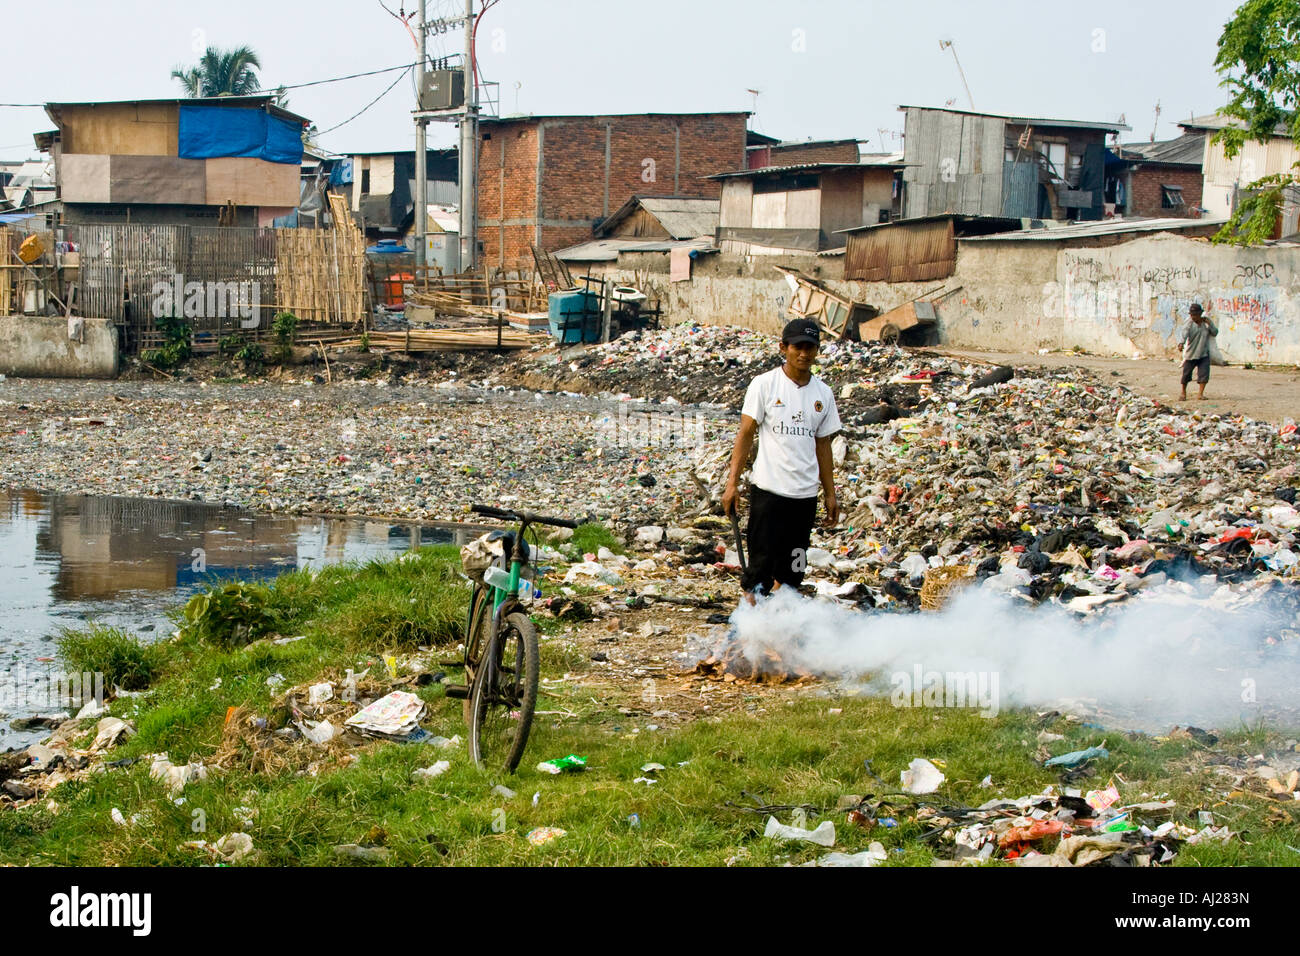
[597,195,719,239]
[1178,112,1293,138]
[708,156,906,180]
[898,104,1131,132]
[481,110,751,125]
[1120,133,1205,166]
[960,217,1227,242]
[836,213,1019,235]
[45,96,309,126]
[771,137,864,149]
[553,236,716,262]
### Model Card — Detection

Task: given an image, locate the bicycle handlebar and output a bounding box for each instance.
[471,504,580,529]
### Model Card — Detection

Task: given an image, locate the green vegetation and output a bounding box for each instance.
[56,625,168,691]
[8,548,1297,867]
[181,582,279,648]
[236,338,265,374]
[1212,0,1300,244]
[170,45,287,108]
[563,521,624,557]
[141,314,192,371]
[271,311,298,364]
[358,331,371,353]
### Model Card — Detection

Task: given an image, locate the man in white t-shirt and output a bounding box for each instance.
[722,318,842,604]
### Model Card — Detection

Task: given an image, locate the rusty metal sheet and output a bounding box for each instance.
[844,217,956,282]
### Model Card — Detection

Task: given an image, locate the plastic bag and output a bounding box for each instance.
[459,533,505,584]
[1208,335,1226,366]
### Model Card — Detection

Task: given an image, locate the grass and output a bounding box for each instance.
[11,548,1299,867]
[565,521,624,557]
[56,625,169,691]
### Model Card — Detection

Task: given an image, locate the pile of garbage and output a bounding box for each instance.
[542,325,1300,613]
[509,324,947,422]
[1,709,137,808]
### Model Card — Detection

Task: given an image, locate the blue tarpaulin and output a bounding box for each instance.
[178,105,303,164]
[329,158,354,185]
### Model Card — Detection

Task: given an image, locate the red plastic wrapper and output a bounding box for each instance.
[998,819,1066,849]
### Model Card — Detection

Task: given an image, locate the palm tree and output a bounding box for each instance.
[171,46,265,98]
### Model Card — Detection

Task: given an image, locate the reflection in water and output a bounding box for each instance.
[3,489,476,601]
[0,489,481,745]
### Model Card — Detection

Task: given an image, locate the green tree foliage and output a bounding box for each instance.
[171,46,266,98]
[1212,0,1300,244]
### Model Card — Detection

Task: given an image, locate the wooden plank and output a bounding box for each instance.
[206,157,299,207]
[109,156,206,204]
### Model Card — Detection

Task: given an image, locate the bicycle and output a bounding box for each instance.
[446,504,578,774]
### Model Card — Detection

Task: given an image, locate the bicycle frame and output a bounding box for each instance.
[477,519,533,650]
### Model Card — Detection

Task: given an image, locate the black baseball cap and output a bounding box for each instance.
[782,319,820,345]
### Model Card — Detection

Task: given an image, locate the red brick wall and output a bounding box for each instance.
[770,141,860,165]
[1127,166,1203,218]
[478,123,539,268]
[478,113,747,269]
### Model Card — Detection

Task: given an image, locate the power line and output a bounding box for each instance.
[0,61,420,108]
[316,66,413,136]
[279,61,419,91]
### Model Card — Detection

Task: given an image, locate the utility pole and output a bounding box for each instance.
[414,0,428,271]
[459,0,478,272]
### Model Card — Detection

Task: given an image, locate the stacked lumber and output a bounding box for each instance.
[331,327,548,352]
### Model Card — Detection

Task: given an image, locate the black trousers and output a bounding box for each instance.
[741,485,818,593]
[1181,356,1210,385]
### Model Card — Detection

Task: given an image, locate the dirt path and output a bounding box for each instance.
[925,347,1299,426]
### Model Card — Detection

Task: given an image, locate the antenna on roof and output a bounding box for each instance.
[939,39,975,110]
[1150,100,1161,143]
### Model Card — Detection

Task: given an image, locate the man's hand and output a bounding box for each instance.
[823,491,839,527]
[722,483,739,517]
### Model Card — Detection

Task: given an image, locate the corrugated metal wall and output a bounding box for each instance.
[844,217,956,282]
[903,108,1006,218]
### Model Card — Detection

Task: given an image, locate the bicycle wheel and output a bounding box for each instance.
[468,610,538,775]
[463,586,491,724]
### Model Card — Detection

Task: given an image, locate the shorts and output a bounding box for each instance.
[741,485,818,594]
[1181,356,1210,386]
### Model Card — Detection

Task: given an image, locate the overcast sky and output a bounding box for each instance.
[1,0,1244,163]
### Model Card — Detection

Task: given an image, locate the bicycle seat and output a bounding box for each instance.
[487,530,530,564]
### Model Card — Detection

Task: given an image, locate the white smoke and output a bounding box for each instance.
[728,578,1300,731]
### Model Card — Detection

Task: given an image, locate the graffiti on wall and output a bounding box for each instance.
[1047,244,1294,363]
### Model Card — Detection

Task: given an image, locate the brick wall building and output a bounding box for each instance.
[766,139,861,166]
[477,112,748,268]
[1113,134,1205,218]
[1125,165,1203,218]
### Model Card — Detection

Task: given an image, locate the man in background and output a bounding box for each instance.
[1179,303,1219,401]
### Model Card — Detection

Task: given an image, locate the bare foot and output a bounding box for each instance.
[1178,395,1187,402]
[1197,395,1207,401]
[743,590,756,607]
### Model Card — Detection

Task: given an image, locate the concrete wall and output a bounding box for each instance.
[592,232,1300,364]
[1046,233,1299,364]
[0,317,119,378]
[582,251,936,337]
